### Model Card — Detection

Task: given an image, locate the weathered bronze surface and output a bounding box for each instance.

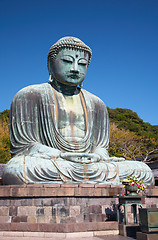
[2,37,154,185]
[118,195,144,225]
[139,208,158,233]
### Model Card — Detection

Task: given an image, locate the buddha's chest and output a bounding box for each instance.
[55,94,86,139]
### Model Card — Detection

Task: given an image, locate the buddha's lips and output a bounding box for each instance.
[67,74,80,79]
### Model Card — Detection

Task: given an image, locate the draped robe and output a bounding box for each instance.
[2,83,154,185]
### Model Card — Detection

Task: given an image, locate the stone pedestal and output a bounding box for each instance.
[0,184,157,234]
[0,184,122,234]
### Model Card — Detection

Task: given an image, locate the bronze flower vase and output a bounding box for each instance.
[126,185,138,196]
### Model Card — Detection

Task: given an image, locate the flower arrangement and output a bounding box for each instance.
[122,176,146,194]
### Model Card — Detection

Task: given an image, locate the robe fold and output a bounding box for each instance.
[2,83,154,185]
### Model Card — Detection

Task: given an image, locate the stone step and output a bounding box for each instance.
[0,222,118,233]
[0,230,119,238]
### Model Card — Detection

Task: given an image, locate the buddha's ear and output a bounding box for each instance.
[49,74,53,83]
[79,81,83,88]
[48,63,53,82]
[48,56,54,75]
[48,59,51,75]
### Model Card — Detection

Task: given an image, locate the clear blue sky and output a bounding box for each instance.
[0,0,158,125]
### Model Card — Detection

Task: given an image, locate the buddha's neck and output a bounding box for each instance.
[51,80,80,96]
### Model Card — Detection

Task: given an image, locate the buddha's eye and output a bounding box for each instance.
[78,59,88,66]
[61,56,73,63]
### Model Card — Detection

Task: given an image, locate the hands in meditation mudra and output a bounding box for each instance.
[2,37,154,185]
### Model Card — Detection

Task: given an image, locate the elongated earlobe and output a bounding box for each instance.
[49,75,53,83]
[79,82,83,88]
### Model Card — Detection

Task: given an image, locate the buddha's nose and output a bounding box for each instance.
[70,61,79,73]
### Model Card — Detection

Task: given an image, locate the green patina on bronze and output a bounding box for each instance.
[2,37,154,185]
[139,208,158,233]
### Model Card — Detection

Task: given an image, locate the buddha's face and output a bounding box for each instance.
[50,48,89,86]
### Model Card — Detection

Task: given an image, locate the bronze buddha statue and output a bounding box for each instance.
[2,37,154,185]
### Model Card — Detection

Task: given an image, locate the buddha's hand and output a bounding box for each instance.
[108,157,125,162]
[60,152,100,164]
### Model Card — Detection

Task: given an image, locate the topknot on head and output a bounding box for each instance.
[47,36,92,73]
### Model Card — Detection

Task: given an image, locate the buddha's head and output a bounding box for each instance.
[47,37,92,87]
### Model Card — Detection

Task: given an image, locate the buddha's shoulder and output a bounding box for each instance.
[14,83,50,98]
[82,89,106,107]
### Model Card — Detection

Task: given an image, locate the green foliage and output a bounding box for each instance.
[0,110,10,163]
[108,108,158,161]
[108,107,158,140]
[0,109,10,122]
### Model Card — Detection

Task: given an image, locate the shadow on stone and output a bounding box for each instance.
[105,204,117,221]
[126,226,141,239]
[119,224,140,239]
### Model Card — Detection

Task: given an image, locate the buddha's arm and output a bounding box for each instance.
[94,147,109,161]
[9,86,62,159]
[90,97,110,161]
[10,121,61,158]
[26,143,61,159]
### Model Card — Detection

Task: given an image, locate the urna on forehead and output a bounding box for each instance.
[57,47,89,59]
[47,36,92,66]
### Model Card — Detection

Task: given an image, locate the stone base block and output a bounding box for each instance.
[0,230,119,238]
[119,224,140,238]
[0,184,157,233]
[0,222,118,233]
[137,232,158,240]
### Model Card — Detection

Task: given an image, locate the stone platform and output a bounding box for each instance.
[0,184,157,233]
[137,232,158,240]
